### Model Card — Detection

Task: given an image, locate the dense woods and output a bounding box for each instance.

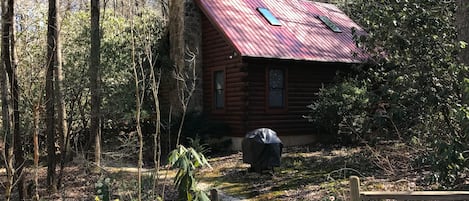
[1,0,171,200]
[0,0,467,200]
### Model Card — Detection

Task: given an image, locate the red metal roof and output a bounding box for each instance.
[195,0,365,63]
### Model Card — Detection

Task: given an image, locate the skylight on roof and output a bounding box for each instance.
[318,16,342,33]
[257,7,281,26]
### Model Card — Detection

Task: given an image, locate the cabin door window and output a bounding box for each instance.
[268,68,285,108]
[214,70,225,109]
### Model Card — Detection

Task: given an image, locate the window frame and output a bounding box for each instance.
[212,68,226,113]
[318,16,342,33]
[265,67,288,113]
[257,7,282,26]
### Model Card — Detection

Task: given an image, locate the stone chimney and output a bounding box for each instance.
[183,0,203,113]
[163,0,203,119]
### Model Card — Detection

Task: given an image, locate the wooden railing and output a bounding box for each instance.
[349,176,469,201]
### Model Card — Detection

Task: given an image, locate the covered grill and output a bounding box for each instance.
[242,128,283,173]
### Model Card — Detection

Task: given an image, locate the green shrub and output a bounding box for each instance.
[305,79,371,143]
[422,104,469,189]
[309,0,469,189]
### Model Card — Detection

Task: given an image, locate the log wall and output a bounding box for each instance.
[201,15,247,137]
[201,13,351,138]
[245,59,346,136]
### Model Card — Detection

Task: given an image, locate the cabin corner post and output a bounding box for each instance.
[350,176,361,201]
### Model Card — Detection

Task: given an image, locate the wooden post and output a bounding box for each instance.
[210,189,219,201]
[350,176,361,201]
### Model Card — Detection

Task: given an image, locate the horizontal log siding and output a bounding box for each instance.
[201,15,247,137]
[201,15,351,137]
[246,61,343,136]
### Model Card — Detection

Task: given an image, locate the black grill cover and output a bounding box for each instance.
[242,128,283,171]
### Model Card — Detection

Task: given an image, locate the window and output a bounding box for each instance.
[257,7,282,26]
[318,16,342,33]
[268,68,285,108]
[214,70,225,109]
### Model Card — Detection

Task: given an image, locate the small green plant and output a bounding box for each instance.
[168,145,212,201]
[95,177,112,201]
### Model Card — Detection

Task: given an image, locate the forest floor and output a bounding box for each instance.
[198,143,437,201]
[0,155,178,201]
[0,143,444,201]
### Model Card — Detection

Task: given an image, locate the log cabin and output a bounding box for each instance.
[192,0,365,150]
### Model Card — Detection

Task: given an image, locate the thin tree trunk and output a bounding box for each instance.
[9,0,24,197]
[146,23,162,193]
[457,0,469,106]
[2,0,24,198]
[175,108,186,145]
[457,0,469,65]
[150,56,161,194]
[90,0,101,170]
[0,63,12,201]
[162,105,172,199]
[33,103,41,200]
[54,0,72,189]
[175,51,198,146]
[46,0,58,192]
[54,0,68,163]
[1,1,13,199]
[130,4,144,199]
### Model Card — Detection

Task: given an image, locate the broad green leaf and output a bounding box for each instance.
[189,148,203,167]
[168,150,179,166]
[196,191,211,201]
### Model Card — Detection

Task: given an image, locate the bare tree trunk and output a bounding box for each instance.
[2,0,24,198]
[161,105,172,199]
[145,19,162,194]
[46,0,58,192]
[1,92,13,201]
[130,3,145,199]
[133,50,145,201]
[54,0,72,189]
[33,103,41,200]
[174,50,198,146]
[1,1,13,199]
[90,0,101,170]
[150,58,162,194]
[0,65,12,201]
[457,0,469,106]
[457,0,469,65]
[54,0,68,163]
[9,0,24,197]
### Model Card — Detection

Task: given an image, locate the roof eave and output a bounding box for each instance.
[241,55,364,65]
[194,0,243,57]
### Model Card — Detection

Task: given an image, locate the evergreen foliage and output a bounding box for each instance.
[306,0,469,188]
